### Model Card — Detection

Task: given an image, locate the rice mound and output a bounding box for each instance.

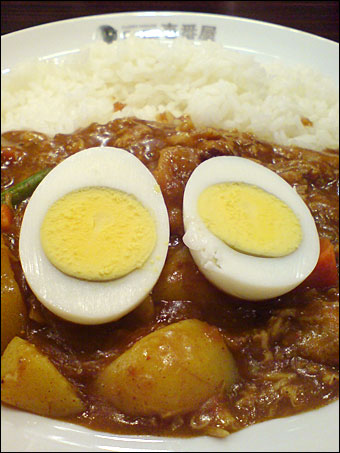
[1,37,339,152]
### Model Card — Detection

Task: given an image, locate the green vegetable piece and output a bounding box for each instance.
[1,168,52,206]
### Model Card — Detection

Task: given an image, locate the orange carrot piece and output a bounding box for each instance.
[304,237,338,288]
[1,204,14,232]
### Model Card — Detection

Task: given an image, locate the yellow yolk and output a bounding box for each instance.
[198,182,302,258]
[40,187,157,281]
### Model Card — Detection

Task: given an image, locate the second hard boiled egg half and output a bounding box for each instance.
[19,147,169,325]
[183,156,320,301]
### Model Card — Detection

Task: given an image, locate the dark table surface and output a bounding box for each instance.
[1,1,339,42]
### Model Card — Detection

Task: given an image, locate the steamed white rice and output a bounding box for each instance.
[1,37,339,152]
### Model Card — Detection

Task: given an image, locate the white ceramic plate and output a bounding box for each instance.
[1,11,339,453]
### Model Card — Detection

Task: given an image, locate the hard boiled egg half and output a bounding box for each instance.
[183,156,320,301]
[19,147,169,324]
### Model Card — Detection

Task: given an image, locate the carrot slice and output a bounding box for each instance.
[1,204,14,232]
[304,237,338,288]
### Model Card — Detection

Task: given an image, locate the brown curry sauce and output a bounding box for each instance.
[1,116,339,437]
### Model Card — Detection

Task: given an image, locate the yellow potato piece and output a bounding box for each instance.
[152,245,221,304]
[1,337,85,417]
[93,319,238,417]
[1,236,27,353]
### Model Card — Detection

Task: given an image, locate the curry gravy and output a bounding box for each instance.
[1,116,339,437]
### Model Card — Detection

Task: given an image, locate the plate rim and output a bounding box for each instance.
[1,9,339,46]
[1,9,339,453]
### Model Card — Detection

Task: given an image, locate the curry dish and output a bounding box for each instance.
[1,115,339,438]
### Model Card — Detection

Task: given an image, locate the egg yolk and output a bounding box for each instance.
[198,182,302,258]
[40,187,156,281]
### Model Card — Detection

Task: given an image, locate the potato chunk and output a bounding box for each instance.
[93,319,238,417]
[1,337,85,417]
[153,244,222,304]
[1,236,27,353]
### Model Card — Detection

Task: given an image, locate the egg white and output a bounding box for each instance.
[19,147,169,324]
[182,156,320,301]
